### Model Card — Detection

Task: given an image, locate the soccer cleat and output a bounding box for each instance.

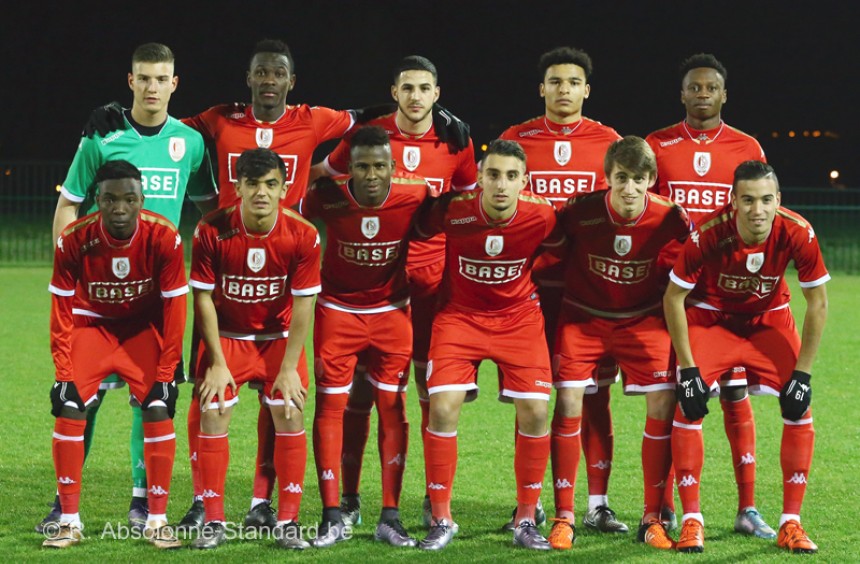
[310,519,349,548]
[502,499,547,531]
[42,523,83,549]
[340,494,362,527]
[128,497,149,534]
[660,506,678,532]
[734,508,776,539]
[375,518,418,547]
[677,518,704,553]
[244,500,277,530]
[547,518,575,550]
[275,522,310,550]
[637,521,677,550]
[419,518,456,551]
[777,520,818,554]
[191,522,227,549]
[513,519,551,550]
[176,499,205,531]
[583,505,629,533]
[144,522,182,550]
[35,501,62,534]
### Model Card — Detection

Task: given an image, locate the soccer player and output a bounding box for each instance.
[417,139,561,551]
[188,148,321,550]
[499,46,625,535]
[43,160,186,549]
[311,55,477,526]
[549,136,691,551]
[41,42,217,534]
[299,126,428,548]
[646,53,772,538]
[664,161,828,554]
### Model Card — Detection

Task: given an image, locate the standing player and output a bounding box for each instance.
[188,149,320,550]
[43,160,185,549]
[664,161,828,554]
[311,55,477,526]
[499,46,624,534]
[549,137,691,550]
[417,139,561,551]
[41,42,217,534]
[299,126,428,548]
[646,53,772,537]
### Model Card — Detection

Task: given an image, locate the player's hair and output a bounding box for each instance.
[481,139,527,168]
[236,148,287,182]
[132,43,175,66]
[732,161,779,193]
[603,136,657,178]
[349,126,391,152]
[538,47,593,81]
[94,160,142,186]
[679,53,727,83]
[392,55,438,84]
[251,39,295,73]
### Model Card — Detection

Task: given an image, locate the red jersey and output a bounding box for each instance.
[189,206,321,339]
[183,104,354,208]
[417,190,561,315]
[670,205,830,314]
[300,173,429,311]
[49,210,188,381]
[560,191,692,317]
[646,121,766,226]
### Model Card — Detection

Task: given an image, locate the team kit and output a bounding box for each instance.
[40,40,828,555]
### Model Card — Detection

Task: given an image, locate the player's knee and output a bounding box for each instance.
[515,399,549,435]
[58,405,88,420]
[141,404,170,423]
[719,385,747,402]
[554,387,585,418]
[646,389,676,420]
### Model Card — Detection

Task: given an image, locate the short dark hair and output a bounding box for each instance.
[733,161,779,192]
[392,55,438,84]
[251,39,295,73]
[349,126,391,152]
[94,160,142,185]
[132,43,174,66]
[604,136,657,178]
[538,47,593,81]
[236,148,286,182]
[481,139,527,168]
[679,53,727,83]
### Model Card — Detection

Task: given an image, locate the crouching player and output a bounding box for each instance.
[45,160,185,549]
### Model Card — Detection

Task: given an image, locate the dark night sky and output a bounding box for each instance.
[2,0,857,186]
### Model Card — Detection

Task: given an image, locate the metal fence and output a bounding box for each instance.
[3,160,860,272]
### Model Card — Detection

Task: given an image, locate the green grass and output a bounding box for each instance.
[1,267,857,561]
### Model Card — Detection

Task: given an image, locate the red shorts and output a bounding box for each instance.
[427,305,552,401]
[314,304,412,393]
[687,306,800,396]
[195,337,309,409]
[554,306,673,394]
[408,261,444,366]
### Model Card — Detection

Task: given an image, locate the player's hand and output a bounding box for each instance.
[352,103,396,124]
[142,380,179,418]
[432,103,470,152]
[780,370,812,421]
[272,367,307,421]
[50,380,85,417]
[199,364,236,415]
[82,101,125,138]
[677,367,709,421]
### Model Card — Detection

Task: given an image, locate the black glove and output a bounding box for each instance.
[352,103,396,124]
[142,380,179,419]
[432,103,470,152]
[82,101,125,138]
[50,380,85,417]
[780,370,811,421]
[677,367,709,421]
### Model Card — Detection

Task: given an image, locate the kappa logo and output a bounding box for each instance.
[387,454,404,466]
[190,452,197,462]
[690,230,700,247]
[427,482,446,491]
[524,482,543,490]
[136,459,146,469]
[403,146,421,172]
[283,482,303,494]
[590,460,612,470]
[738,453,756,466]
[57,236,65,252]
[786,472,807,485]
[168,137,186,162]
[256,128,273,149]
[321,469,335,481]
[112,257,130,280]
[659,137,684,148]
[57,476,77,485]
[808,226,815,243]
[174,233,181,250]
[678,474,699,488]
[554,141,572,166]
[149,485,169,496]
[202,489,221,498]
[693,152,711,176]
[554,478,573,489]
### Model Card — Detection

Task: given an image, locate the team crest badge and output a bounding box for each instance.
[403,146,421,172]
[614,235,632,257]
[554,141,572,166]
[168,137,186,162]
[746,252,764,273]
[693,152,711,177]
[112,257,130,279]
[247,248,266,273]
[361,216,380,239]
[486,235,504,257]
[256,128,273,148]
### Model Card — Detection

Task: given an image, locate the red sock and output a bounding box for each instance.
[419,398,430,495]
[274,430,306,522]
[671,406,704,514]
[253,398,276,501]
[663,465,676,512]
[375,389,408,508]
[341,400,373,496]
[515,431,550,524]
[642,417,673,519]
[781,410,814,515]
[53,417,86,515]
[187,395,202,497]
[143,419,176,516]
[582,386,614,496]
[551,415,582,517]
[721,396,757,510]
[424,429,457,522]
[313,393,348,508]
[199,433,229,522]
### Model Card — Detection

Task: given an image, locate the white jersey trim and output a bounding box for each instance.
[60,186,85,203]
[669,271,696,290]
[48,284,76,297]
[798,273,831,288]
[454,181,477,192]
[292,284,322,297]
[322,155,345,176]
[162,285,190,298]
[189,279,216,291]
[72,308,112,319]
[318,296,409,314]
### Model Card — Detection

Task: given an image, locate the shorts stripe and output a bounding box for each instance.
[427,383,477,396]
[316,384,353,395]
[366,375,408,393]
[203,397,240,411]
[783,417,813,426]
[262,397,299,408]
[501,390,550,401]
[554,379,594,390]
[623,383,675,395]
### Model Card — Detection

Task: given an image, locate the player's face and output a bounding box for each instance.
[681,67,727,122]
[97,178,144,240]
[607,162,655,219]
[732,176,780,244]
[128,62,177,117]
[349,145,395,204]
[236,169,287,221]
[540,64,590,123]
[479,154,528,219]
[247,53,295,111]
[391,70,440,125]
